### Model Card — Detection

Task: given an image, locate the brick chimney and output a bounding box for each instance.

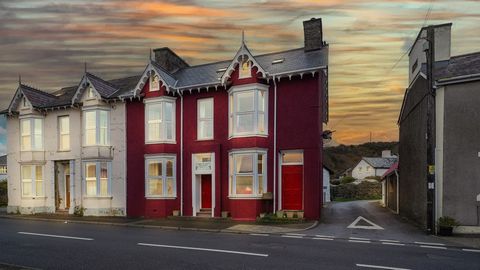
[303,18,323,51]
[153,47,189,73]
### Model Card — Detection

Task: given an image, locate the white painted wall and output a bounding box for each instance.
[352,160,375,179]
[7,93,126,216]
[323,168,330,203]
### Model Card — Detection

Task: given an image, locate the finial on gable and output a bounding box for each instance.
[149,48,152,61]
[18,74,21,85]
[84,62,87,73]
[242,30,245,44]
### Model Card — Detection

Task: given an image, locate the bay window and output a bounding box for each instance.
[84,161,110,196]
[145,97,175,143]
[197,98,213,140]
[21,165,43,197]
[58,116,70,151]
[229,84,268,137]
[84,110,109,146]
[20,118,43,151]
[145,156,176,198]
[229,150,267,197]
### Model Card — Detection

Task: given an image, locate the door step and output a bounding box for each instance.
[55,210,70,215]
[196,208,212,218]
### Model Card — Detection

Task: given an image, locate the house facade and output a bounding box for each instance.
[351,150,397,180]
[399,23,480,232]
[323,166,332,203]
[1,18,328,220]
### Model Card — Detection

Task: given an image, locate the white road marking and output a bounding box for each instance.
[347,216,384,230]
[313,237,334,241]
[350,237,370,241]
[356,263,411,270]
[315,234,334,238]
[137,243,268,257]
[281,235,303,239]
[420,245,447,250]
[249,233,269,237]
[380,239,400,243]
[349,240,371,244]
[286,233,306,236]
[381,242,405,246]
[414,241,445,246]
[462,248,480,253]
[18,232,94,241]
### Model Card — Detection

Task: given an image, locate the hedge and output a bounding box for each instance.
[331,181,381,201]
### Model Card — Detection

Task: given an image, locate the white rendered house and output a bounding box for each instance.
[351,150,397,180]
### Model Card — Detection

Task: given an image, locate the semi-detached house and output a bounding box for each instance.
[2,18,329,220]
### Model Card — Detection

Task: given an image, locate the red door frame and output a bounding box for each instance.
[280,151,304,211]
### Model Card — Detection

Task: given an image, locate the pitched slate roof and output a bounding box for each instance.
[85,72,119,98]
[0,155,6,166]
[363,157,397,169]
[435,52,480,80]
[382,162,399,179]
[20,84,58,108]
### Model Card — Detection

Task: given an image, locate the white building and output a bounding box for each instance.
[3,73,130,216]
[323,166,333,203]
[351,150,397,180]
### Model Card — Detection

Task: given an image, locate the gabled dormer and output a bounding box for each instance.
[131,61,177,98]
[220,34,267,85]
[72,72,118,105]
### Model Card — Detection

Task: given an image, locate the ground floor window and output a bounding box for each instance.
[145,155,176,198]
[21,165,43,197]
[84,161,111,196]
[229,150,267,197]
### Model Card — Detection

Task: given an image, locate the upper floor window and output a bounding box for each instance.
[145,156,176,198]
[145,97,175,143]
[197,98,213,140]
[84,110,109,146]
[58,116,70,151]
[150,74,160,92]
[239,60,251,79]
[229,150,267,197]
[20,118,43,151]
[0,166,7,174]
[21,165,43,197]
[229,84,268,137]
[84,161,110,197]
[86,86,96,99]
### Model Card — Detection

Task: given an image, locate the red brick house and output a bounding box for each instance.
[124,18,329,220]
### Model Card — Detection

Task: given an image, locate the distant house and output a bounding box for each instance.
[351,150,397,180]
[323,165,333,203]
[0,155,6,181]
[399,23,480,233]
[382,162,399,213]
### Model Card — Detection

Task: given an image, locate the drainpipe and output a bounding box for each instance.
[273,76,278,214]
[179,90,184,216]
[395,170,399,214]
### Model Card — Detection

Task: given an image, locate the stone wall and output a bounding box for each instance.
[331,181,381,200]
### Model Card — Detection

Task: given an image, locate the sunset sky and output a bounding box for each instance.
[0,0,479,154]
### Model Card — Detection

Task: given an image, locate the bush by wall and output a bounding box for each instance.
[0,181,7,206]
[331,181,381,201]
[340,176,356,184]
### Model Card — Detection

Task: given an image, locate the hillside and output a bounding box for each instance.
[323,141,398,178]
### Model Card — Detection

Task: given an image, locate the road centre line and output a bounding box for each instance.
[380,239,400,243]
[349,240,371,244]
[281,235,303,239]
[349,237,370,241]
[313,237,334,241]
[286,233,306,236]
[381,242,405,246]
[414,241,445,246]
[315,234,334,238]
[356,263,411,270]
[18,232,94,241]
[249,233,269,237]
[137,243,268,257]
[462,248,480,253]
[420,245,447,250]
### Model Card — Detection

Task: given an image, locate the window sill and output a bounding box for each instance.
[196,138,214,142]
[83,196,113,200]
[229,134,268,139]
[145,141,177,145]
[145,196,177,200]
[21,196,46,200]
[57,150,71,153]
[228,196,263,200]
[82,145,112,148]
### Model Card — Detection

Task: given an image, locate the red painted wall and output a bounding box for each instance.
[126,62,324,220]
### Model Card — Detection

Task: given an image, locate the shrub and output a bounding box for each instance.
[330,179,341,186]
[340,176,356,184]
[74,206,85,217]
[331,181,381,201]
[365,176,382,181]
[0,181,7,207]
[438,216,459,227]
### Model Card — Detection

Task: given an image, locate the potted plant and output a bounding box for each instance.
[437,216,459,236]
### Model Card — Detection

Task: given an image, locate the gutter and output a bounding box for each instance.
[178,90,184,216]
[273,76,278,214]
[436,72,480,86]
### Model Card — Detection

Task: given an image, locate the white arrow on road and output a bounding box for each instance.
[347,216,384,230]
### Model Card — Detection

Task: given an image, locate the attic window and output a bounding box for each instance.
[23,98,27,107]
[150,74,160,92]
[87,87,95,99]
[272,59,284,64]
[239,60,251,79]
[216,68,227,73]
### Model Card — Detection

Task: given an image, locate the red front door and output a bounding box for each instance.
[201,175,212,209]
[282,165,303,210]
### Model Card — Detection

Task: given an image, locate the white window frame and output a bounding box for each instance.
[145,155,177,199]
[228,83,268,138]
[239,60,252,79]
[86,86,96,99]
[229,150,267,198]
[145,97,176,144]
[58,115,70,151]
[150,74,160,92]
[20,117,44,151]
[21,165,44,197]
[197,98,214,140]
[83,109,110,146]
[83,161,112,197]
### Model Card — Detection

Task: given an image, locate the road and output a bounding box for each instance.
[0,217,479,270]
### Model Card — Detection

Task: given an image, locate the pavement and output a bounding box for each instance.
[0,217,479,269]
